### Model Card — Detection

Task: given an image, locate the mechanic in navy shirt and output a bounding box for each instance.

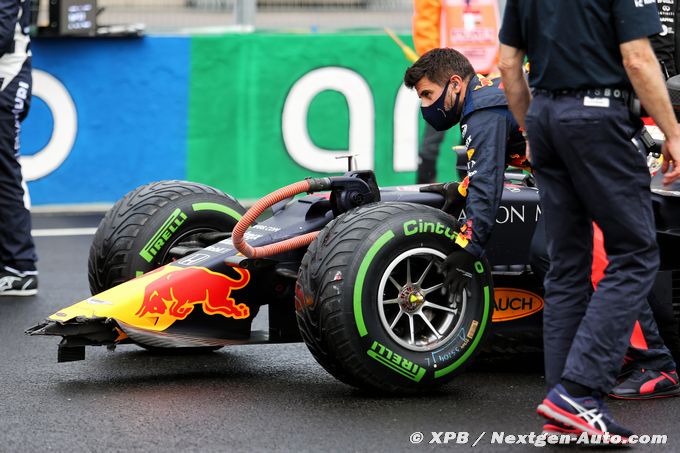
[403,48,528,282]
[499,0,680,439]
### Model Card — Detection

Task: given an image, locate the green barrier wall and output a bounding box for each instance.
[188,33,461,199]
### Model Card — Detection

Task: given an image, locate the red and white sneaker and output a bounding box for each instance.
[609,368,680,400]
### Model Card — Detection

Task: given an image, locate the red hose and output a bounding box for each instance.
[231,180,320,258]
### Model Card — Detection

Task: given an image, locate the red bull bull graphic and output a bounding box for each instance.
[45,264,253,335]
[135,266,251,321]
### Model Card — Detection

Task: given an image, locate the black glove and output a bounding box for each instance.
[439,248,476,302]
[419,182,464,215]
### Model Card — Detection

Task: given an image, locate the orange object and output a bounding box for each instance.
[413,0,441,56]
[413,0,500,74]
[492,288,544,322]
[231,180,320,258]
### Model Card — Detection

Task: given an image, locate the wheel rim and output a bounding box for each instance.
[377,248,467,352]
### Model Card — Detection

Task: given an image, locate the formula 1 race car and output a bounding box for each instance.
[26,152,680,393]
[27,77,680,393]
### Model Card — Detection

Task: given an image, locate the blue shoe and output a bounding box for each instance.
[537,384,633,441]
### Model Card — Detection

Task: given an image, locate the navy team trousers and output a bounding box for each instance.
[526,92,664,393]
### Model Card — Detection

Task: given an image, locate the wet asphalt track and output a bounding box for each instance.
[1,213,678,453]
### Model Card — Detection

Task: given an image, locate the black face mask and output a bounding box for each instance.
[420,81,462,131]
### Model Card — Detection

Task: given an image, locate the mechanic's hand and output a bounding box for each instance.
[439,248,476,302]
[662,136,680,186]
[420,182,464,215]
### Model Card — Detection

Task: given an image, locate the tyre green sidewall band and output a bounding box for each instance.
[192,202,243,221]
[353,230,395,337]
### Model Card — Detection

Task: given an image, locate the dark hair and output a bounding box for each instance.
[404,48,476,89]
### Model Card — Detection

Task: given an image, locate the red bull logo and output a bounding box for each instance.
[135,266,251,321]
[474,75,494,91]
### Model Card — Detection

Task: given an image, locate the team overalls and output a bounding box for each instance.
[0,0,36,273]
[453,74,528,257]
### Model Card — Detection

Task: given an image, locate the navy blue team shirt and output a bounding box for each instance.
[499,0,662,90]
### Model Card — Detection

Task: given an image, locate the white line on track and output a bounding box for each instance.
[32,228,98,237]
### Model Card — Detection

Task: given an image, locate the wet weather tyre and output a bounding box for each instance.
[295,202,494,393]
[88,180,245,294]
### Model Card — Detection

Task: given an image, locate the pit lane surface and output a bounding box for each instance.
[1,213,677,452]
